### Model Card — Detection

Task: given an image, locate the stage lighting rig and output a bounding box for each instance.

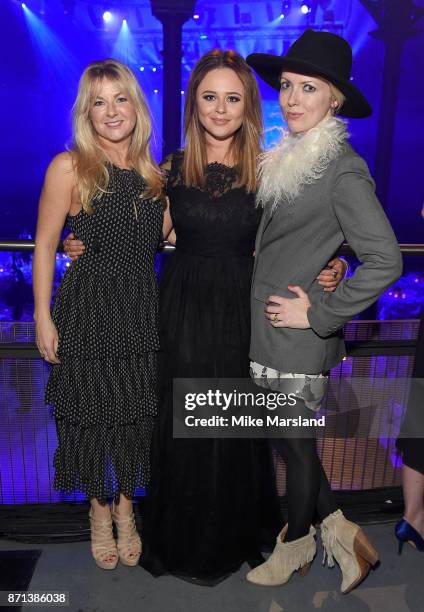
[323,9,334,23]
[206,7,215,26]
[135,7,144,27]
[233,3,251,25]
[266,2,274,21]
[61,0,75,16]
[281,1,291,16]
[317,0,333,21]
[87,5,130,30]
[87,5,102,28]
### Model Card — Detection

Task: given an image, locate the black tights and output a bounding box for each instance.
[272,434,337,542]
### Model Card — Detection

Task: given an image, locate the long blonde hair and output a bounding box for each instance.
[183,49,263,193]
[71,59,161,211]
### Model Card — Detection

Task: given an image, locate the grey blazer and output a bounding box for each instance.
[250,143,403,374]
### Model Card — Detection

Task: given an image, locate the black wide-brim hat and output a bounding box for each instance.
[246,29,371,118]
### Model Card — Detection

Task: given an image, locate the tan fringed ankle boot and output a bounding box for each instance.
[246,525,316,586]
[321,509,379,594]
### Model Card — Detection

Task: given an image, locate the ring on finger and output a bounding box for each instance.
[331,270,338,279]
[273,313,279,323]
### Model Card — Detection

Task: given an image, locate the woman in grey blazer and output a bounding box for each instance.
[246,30,402,593]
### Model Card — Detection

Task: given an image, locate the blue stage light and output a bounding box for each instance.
[112,17,138,65]
[152,67,157,72]
[103,11,112,23]
[21,2,79,85]
[139,66,145,71]
[301,4,310,14]
[193,14,200,20]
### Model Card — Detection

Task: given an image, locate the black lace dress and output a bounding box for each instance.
[140,151,281,582]
[45,166,163,502]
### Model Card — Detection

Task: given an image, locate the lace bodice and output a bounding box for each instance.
[162,151,261,258]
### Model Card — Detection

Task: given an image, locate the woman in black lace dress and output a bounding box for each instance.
[139,50,345,582]
[65,50,344,581]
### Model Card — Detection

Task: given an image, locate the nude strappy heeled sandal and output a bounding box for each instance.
[88,508,118,570]
[111,502,142,566]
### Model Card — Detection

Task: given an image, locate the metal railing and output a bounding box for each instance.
[0,241,422,358]
[0,240,174,253]
[1,240,424,256]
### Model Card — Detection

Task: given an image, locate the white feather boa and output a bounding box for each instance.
[256,117,349,212]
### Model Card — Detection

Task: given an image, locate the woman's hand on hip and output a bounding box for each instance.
[265,286,311,329]
[63,232,85,260]
[317,257,347,292]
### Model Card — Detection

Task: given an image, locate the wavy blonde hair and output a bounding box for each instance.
[71,59,161,212]
[183,49,263,193]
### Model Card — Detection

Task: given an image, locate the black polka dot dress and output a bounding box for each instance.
[45,165,163,502]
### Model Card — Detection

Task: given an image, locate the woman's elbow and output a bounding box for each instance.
[34,237,60,257]
[384,246,403,284]
[393,250,403,282]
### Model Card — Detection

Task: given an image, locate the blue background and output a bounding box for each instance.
[2,0,424,242]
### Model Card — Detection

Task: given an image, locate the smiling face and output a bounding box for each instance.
[279,71,338,134]
[89,77,137,146]
[195,67,245,143]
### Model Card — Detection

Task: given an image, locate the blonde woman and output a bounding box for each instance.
[246,30,402,592]
[33,59,163,570]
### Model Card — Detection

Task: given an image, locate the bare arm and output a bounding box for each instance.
[162,196,174,242]
[160,155,174,241]
[33,152,76,362]
[64,154,176,258]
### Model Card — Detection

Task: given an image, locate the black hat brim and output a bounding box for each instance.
[247,53,372,119]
